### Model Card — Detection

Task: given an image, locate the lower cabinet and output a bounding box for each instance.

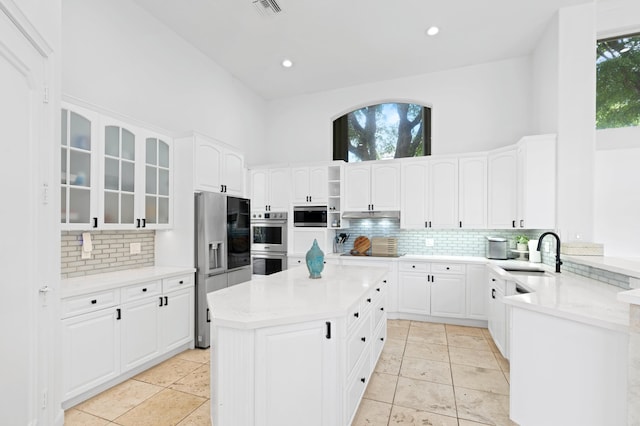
[487,271,509,358]
[397,261,466,318]
[61,273,194,405]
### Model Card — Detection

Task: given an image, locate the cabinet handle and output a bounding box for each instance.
[206,308,210,323]
[159,296,164,307]
[164,296,168,306]
[354,312,359,318]
[432,275,435,283]
[367,298,372,303]
[380,307,384,311]
[142,218,146,228]
[492,289,496,299]
[92,217,98,228]
[326,321,331,339]
[512,220,516,228]
[380,337,385,342]
[425,221,428,228]
[90,299,97,304]
[459,221,462,228]
[427,275,431,282]
[520,219,524,228]
[136,218,141,228]
[360,377,366,383]
[221,185,224,193]
[361,337,366,342]
[179,280,184,284]
[116,308,121,320]
[142,288,147,292]
[429,221,432,227]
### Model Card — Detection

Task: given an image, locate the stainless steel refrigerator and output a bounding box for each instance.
[195,191,251,348]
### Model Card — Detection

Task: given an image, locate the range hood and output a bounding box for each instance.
[342,211,400,220]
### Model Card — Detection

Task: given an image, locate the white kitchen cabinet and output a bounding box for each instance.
[344,162,400,211]
[398,271,430,315]
[62,102,173,230]
[516,135,556,229]
[400,157,464,229]
[487,270,508,358]
[61,305,120,401]
[251,167,291,213]
[291,165,328,205]
[459,156,487,229]
[194,135,245,196]
[430,272,466,318]
[60,104,100,229]
[487,148,518,229]
[255,320,337,426]
[61,272,194,407]
[465,264,488,320]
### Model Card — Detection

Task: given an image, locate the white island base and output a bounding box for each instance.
[207,265,389,426]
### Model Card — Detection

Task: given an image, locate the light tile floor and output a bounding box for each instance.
[65,320,514,426]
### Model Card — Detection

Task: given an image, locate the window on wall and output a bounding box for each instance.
[333,102,431,162]
[596,32,640,129]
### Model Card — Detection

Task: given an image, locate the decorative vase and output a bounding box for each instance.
[305,239,325,279]
[517,243,528,251]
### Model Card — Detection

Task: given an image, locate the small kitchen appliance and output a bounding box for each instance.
[486,237,508,260]
[293,205,327,227]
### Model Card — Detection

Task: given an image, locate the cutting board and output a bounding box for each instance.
[350,236,371,255]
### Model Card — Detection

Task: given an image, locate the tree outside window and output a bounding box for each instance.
[333,102,431,162]
[596,33,640,129]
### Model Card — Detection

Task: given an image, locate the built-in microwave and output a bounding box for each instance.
[293,206,327,227]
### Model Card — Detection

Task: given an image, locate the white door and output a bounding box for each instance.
[194,138,222,192]
[459,156,487,229]
[308,166,328,203]
[291,167,310,204]
[0,7,56,425]
[487,149,517,229]
[371,162,400,210]
[344,164,371,211]
[121,298,161,371]
[429,158,458,228]
[161,288,194,352]
[397,272,430,315]
[430,274,466,318]
[222,149,244,196]
[268,168,291,212]
[251,169,269,212]
[400,160,427,229]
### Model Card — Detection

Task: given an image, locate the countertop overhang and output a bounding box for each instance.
[207,264,388,329]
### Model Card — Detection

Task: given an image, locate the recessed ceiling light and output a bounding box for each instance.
[281,59,293,68]
[426,26,439,36]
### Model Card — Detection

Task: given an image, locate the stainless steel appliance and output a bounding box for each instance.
[486,237,508,260]
[195,191,251,348]
[293,205,327,227]
[251,212,288,275]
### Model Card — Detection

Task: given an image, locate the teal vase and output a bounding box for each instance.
[305,239,325,279]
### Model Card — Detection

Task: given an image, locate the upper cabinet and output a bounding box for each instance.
[250,167,291,213]
[344,162,400,211]
[458,156,487,229]
[487,135,556,229]
[291,165,328,205]
[193,135,245,196]
[428,158,459,229]
[61,102,173,230]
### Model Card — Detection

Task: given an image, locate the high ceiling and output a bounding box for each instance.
[132,0,590,100]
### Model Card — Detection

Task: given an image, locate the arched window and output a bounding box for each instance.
[333,102,431,162]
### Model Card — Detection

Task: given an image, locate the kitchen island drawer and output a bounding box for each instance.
[347,311,371,374]
[346,345,372,424]
[431,263,466,274]
[399,262,429,272]
[163,274,194,292]
[61,289,119,318]
[121,280,161,303]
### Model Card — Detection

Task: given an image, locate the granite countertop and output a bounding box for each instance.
[207,264,387,329]
[61,266,196,298]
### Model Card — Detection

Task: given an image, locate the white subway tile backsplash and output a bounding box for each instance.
[60,230,155,279]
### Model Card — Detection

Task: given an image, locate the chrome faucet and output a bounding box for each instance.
[537,231,563,273]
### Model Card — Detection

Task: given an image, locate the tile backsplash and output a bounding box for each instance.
[337,219,631,289]
[61,230,155,279]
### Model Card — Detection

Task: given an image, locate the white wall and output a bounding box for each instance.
[259,57,534,166]
[532,14,559,134]
[62,0,266,154]
[593,0,640,257]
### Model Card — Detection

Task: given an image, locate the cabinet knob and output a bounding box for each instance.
[142,288,147,292]
[360,377,366,383]
[376,288,380,292]
[446,267,450,270]
[90,299,97,304]
[179,280,184,284]
[354,312,359,318]
[367,298,372,303]
[380,307,384,311]
[361,337,366,342]
[380,337,385,342]
[412,265,416,269]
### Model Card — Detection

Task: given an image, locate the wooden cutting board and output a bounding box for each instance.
[351,236,371,255]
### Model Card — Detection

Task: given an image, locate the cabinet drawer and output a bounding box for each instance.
[61,289,119,318]
[399,262,429,272]
[373,296,386,330]
[346,346,372,423]
[347,311,371,374]
[372,320,386,363]
[488,273,506,293]
[163,274,194,292]
[431,263,466,274]
[121,280,161,303]
[347,301,364,329]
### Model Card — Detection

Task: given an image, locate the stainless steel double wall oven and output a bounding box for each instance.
[251,212,288,275]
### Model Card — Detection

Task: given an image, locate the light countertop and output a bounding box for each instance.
[564,255,640,278]
[498,265,629,332]
[61,266,196,298]
[207,264,387,329]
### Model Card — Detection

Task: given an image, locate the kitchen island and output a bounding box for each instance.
[206,264,389,426]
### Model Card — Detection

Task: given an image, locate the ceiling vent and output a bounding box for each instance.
[252,0,283,17]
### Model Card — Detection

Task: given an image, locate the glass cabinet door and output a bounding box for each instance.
[144,137,170,225]
[103,125,136,226]
[61,108,93,226]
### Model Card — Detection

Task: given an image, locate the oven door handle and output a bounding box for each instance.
[252,251,288,258]
[251,220,288,225]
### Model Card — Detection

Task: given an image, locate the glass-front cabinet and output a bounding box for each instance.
[61,105,99,229]
[61,102,172,230]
